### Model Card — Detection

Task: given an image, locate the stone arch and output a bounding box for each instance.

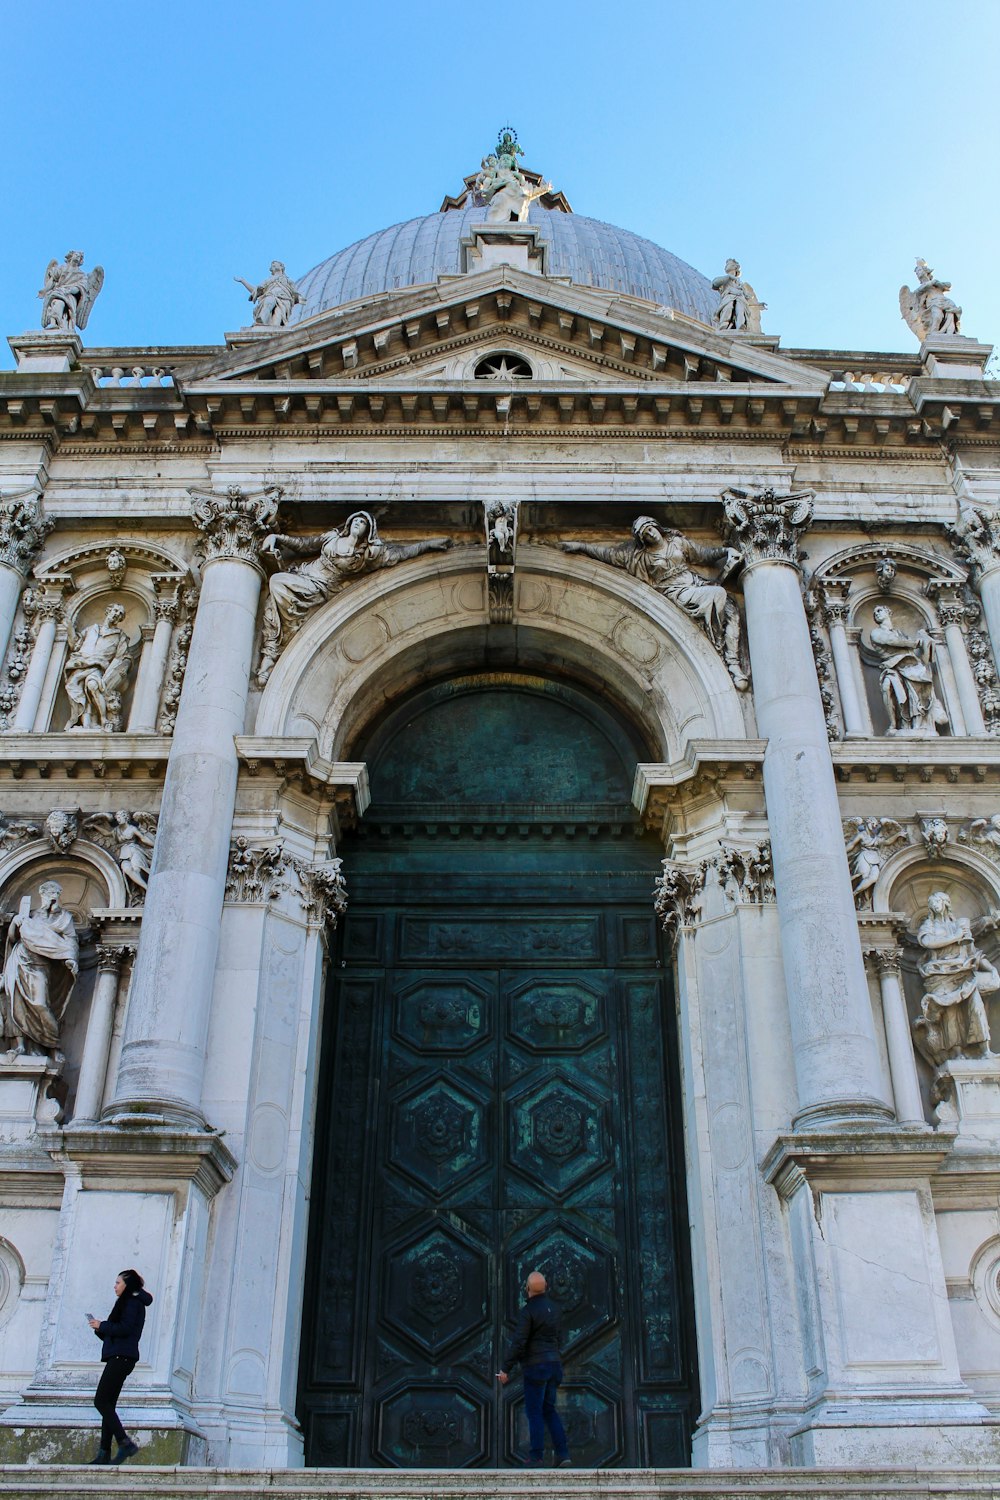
[254,545,748,761]
[874,842,1000,920]
[0,838,127,915]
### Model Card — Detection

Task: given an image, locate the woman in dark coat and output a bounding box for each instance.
[86,1268,153,1464]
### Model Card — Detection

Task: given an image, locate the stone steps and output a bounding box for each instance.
[1,1471,1000,1500]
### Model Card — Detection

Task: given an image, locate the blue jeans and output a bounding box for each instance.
[522,1360,568,1463]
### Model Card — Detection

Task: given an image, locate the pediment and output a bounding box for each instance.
[182,265,829,395]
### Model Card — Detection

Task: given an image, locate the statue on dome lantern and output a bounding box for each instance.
[711,259,766,334]
[38,251,104,333]
[899,259,962,340]
[234,261,304,328]
[474,127,552,225]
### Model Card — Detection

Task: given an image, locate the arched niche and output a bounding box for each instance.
[0,841,124,1119]
[254,545,749,763]
[876,845,1000,1117]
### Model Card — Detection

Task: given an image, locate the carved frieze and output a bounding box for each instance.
[190,483,282,566]
[720,486,814,568]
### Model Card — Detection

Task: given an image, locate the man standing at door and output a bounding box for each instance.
[496,1270,571,1468]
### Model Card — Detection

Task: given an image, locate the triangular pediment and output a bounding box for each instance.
[182,265,829,394]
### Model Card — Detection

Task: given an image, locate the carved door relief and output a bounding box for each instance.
[297,678,697,1468]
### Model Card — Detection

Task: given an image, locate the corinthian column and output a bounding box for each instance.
[0,490,53,667]
[722,487,892,1129]
[111,484,280,1125]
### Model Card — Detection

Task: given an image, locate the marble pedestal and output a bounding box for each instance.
[934,1059,1000,1142]
[0,1058,63,1144]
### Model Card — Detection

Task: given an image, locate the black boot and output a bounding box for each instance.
[110,1437,139,1465]
[87,1448,111,1464]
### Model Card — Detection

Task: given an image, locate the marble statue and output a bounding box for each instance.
[85,810,157,901]
[63,604,133,731]
[474,134,552,225]
[561,517,748,690]
[234,262,304,328]
[862,604,948,735]
[912,891,997,1069]
[39,251,104,333]
[843,816,907,908]
[711,259,766,334]
[899,259,962,340]
[44,809,79,853]
[0,882,79,1058]
[257,512,452,685]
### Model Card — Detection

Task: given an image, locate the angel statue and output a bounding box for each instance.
[84,810,157,903]
[63,604,134,732]
[561,516,748,690]
[712,259,766,335]
[234,260,304,328]
[899,258,962,341]
[257,511,452,685]
[862,604,948,736]
[0,881,79,1059]
[843,816,907,909]
[912,890,997,1071]
[39,251,104,333]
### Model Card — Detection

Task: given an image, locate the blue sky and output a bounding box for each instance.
[1,0,997,364]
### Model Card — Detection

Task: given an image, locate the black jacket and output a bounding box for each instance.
[94,1289,153,1362]
[501,1293,563,1373]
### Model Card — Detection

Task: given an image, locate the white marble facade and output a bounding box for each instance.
[1,147,1000,1471]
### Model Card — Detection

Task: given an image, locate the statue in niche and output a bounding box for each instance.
[38,251,104,333]
[0,881,79,1059]
[233,261,304,328]
[862,604,948,736]
[899,259,962,341]
[912,890,997,1069]
[561,516,748,690]
[711,259,766,334]
[843,816,907,908]
[63,604,133,731]
[257,511,452,685]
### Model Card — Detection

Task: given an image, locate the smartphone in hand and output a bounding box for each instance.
[85,1312,95,1321]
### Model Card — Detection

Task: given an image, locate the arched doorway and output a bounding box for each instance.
[298,674,698,1468]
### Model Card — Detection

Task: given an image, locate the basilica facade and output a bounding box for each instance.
[1,137,1000,1474]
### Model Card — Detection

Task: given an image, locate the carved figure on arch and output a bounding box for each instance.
[561,516,748,690]
[234,261,304,328]
[843,816,907,908]
[84,810,158,903]
[959,813,1000,858]
[38,251,104,333]
[912,890,997,1070]
[63,604,134,732]
[0,881,79,1059]
[711,259,766,334]
[899,259,962,341]
[861,604,948,736]
[257,511,451,685]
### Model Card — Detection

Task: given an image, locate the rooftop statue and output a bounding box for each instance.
[899,258,962,340]
[913,890,997,1070]
[711,259,766,334]
[0,881,79,1059]
[474,127,552,225]
[63,603,134,732]
[38,250,104,333]
[257,511,451,685]
[234,261,304,328]
[561,516,748,690]
[862,603,948,736]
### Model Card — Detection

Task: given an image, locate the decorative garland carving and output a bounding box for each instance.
[805,589,841,741]
[157,605,195,735]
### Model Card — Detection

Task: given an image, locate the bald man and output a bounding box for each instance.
[496,1270,571,1468]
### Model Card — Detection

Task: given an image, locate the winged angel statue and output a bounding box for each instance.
[843,816,907,908]
[83,810,157,904]
[39,251,104,333]
[899,259,961,341]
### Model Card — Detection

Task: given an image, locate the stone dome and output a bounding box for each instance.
[292,202,716,325]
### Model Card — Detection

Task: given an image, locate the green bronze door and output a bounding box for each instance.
[298,677,697,1468]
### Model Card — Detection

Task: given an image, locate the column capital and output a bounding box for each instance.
[863,945,902,977]
[949,500,1000,586]
[95,943,129,975]
[0,490,54,576]
[720,486,814,569]
[925,576,975,629]
[818,579,852,626]
[189,483,282,567]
